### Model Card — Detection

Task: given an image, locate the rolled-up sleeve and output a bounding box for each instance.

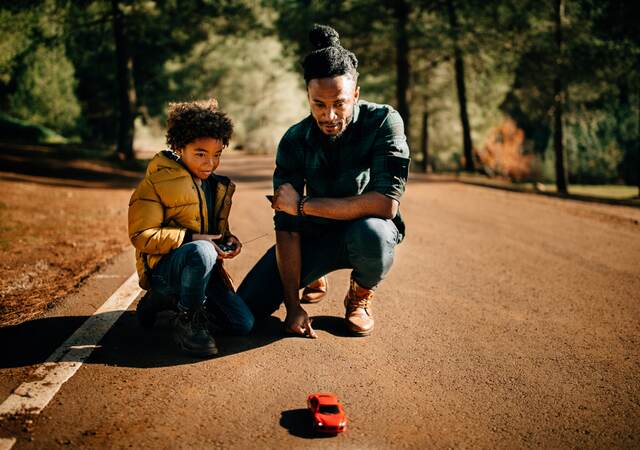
[368,110,410,202]
[273,130,305,232]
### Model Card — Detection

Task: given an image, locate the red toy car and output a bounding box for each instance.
[307,393,348,434]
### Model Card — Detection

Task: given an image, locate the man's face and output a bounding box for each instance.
[307,75,360,137]
[178,137,224,180]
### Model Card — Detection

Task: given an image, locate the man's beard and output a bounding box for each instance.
[317,106,355,143]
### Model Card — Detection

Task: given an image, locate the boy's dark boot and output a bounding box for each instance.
[173,307,219,357]
[301,276,328,304]
[136,290,178,328]
[343,278,375,336]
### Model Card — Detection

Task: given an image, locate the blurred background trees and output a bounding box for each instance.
[1,0,638,192]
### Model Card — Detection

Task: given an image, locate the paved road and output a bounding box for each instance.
[1,155,639,449]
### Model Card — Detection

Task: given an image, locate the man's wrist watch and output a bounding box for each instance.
[297,196,309,216]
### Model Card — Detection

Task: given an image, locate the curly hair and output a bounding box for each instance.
[302,24,358,83]
[165,99,233,151]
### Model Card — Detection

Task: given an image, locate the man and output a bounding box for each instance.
[238,24,410,338]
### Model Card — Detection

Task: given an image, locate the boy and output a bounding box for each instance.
[128,99,253,357]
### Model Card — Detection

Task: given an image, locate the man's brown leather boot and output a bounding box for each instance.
[343,279,375,336]
[301,276,328,303]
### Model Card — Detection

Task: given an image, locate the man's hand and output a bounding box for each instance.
[284,305,317,339]
[272,183,300,216]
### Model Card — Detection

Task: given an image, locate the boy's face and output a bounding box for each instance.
[177,137,225,180]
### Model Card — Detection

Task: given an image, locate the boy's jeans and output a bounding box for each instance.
[150,241,254,335]
[237,217,401,319]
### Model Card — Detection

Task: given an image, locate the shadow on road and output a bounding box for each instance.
[0,143,144,190]
[0,312,284,369]
[0,315,88,368]
[310,315,353,337]
[280,408,337,439]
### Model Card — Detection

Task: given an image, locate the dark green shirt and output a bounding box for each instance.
[273,100,410,236]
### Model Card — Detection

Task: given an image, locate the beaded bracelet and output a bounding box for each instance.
[297,196,310,216]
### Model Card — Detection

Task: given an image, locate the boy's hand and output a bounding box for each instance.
[217,235,242,259]
[273,183,300,216]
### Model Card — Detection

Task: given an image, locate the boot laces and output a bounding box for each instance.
[188,308,210,333]
[347,289,373,311]
[349,298,370,311]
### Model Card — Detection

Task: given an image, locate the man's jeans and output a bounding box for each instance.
[237,217,401,319]
[150,241,254,335]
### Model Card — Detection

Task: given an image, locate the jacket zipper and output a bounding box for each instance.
[192,178,205,234]
[214,181,228,227]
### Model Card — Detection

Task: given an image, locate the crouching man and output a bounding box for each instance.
[238,25,410,338]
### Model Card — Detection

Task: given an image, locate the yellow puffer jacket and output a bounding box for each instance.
[128,150,236,290]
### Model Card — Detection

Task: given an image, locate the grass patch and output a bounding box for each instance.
[521,183,639,200]
[454,173,639,205]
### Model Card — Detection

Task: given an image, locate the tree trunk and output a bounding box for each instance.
[393,0,411,131]
[637,70,640,197]
[111,0,136,161]
[447,0,474,172]
[421,111,429,173]
[552,0,568,194]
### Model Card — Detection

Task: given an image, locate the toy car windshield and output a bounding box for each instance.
[318,405,340,414]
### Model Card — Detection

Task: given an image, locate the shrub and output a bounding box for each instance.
[477,118,534,181]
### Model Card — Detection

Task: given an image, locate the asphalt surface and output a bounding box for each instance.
[1,155,639,449]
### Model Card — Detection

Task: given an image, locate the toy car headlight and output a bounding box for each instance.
[317,422,324,426]
[339,421,346,427]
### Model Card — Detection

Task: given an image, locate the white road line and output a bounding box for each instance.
[0,273,141,418]
[0,438,16,450]
[93,274,126,279]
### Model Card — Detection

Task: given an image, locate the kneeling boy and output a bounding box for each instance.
[128,99,253,357]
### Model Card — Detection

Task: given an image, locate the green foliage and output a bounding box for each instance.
[0,3,81,136]
[7,45,81,133]
[163,35,307,153]
[0,8,36,85]
[60,0,260,144]
[490,0,639,184]
[0,0,637,184]
[565,106,624,183]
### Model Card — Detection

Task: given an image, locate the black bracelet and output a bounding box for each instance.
[297,196,309,216]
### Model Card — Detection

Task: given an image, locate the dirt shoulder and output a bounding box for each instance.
[0,144,142,326]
